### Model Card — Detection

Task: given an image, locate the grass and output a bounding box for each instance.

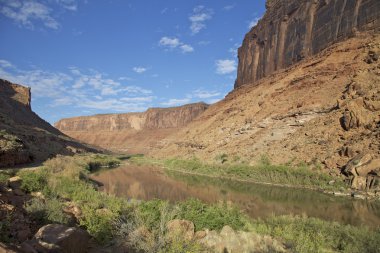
[131,156,346,191]
[253,215,380,253]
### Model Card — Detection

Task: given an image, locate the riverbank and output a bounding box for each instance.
[1,154,380,253]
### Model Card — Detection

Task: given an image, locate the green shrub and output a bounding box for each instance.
[253,215,380,253]
[25,198,70,225]
[18,170,47,193]
[177,198,247,231]
[137,199,172,231]
[79,206,117,244]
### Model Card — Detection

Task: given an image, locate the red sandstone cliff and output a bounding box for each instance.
[235,0,380,88]
[54,103,209,153]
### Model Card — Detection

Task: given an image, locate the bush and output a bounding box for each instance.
[25,198,70,225]
[177,198,247,231]
[18,170,47,193]
[79,206,116,244]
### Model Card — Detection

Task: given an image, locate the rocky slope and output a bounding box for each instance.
[0,79,98,167]
[55,103,209,153]
[151,33,380,190]
[235,0,380,88]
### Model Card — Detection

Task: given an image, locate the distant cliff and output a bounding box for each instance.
[55,103,209,132]
[235,0,380,88]
[0,79,98,167]
[55,103,209,153]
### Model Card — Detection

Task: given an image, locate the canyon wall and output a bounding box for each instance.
[235,0,380,88]
[55,103,209,132]
[55,103,209,153]
[0,79,98,167]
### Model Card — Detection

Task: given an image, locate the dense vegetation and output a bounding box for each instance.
[1,154,379,252]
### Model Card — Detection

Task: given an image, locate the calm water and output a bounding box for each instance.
[91,164,380,228]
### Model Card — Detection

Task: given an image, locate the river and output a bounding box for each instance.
[91,164,380,228]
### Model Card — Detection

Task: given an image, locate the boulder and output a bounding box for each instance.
[344,154,372,177]
[199,225,286,253]
[167,219,195,241]
[340,100,372,131]
[30,224,90,253]
[7,176,22,189]
[351,176,367,191]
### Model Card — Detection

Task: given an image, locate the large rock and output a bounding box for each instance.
[199,225,286,253]
[340,100,373,131]
[28,224,90,253]
[344,154,380,190]
[235,0,380,88]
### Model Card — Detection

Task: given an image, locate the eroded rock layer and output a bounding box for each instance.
[235,0,380,88]
[55,103,209,153]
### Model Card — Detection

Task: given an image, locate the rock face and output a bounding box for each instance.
[151,33,380,184]
[235,0,380,88]
[0,79,98,167]
[55,103,209,132]
[55,103,209,153]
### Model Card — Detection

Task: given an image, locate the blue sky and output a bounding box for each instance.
[0,0,265,124]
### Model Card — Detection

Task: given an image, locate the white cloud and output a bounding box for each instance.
[56,0,78,11]
[180,44,194,53]
[228,43,240,57]
[159,37,180,48]
[248,17,261,29]
[193,89,220,99]
[0,0,60,29]
[189,5,213,35]
[121,96,155,103]
[223,5,235,11]
[216,59,237,75]
[0,59,14,68]
[159,36,194,54]
[133,67,147,74]
[161,98,191,107]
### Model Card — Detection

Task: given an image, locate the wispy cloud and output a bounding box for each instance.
[0,0,59,29]
[161,98,192,107]
[192,89,220,99]
[189,5,213,35]
[216,59,237,75]
[223,4,235,11]
[0,0,78,30]
[0,59,154,113]
[56,0,78,11]
[133,67,147,74]
[248,17,261,29]
[159,36,194,53]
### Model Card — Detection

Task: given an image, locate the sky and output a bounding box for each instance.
[0,0,265,124]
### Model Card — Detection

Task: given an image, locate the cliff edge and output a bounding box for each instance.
[235,0,380,88]
[0,79,98,167]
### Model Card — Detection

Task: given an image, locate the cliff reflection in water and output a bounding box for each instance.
[91,165,380,228]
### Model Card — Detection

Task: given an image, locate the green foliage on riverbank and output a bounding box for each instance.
[131,156,346,190]
[253,215,380,253]
[14,154,380,252]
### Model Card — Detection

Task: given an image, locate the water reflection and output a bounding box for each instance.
[91,165,380,228]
